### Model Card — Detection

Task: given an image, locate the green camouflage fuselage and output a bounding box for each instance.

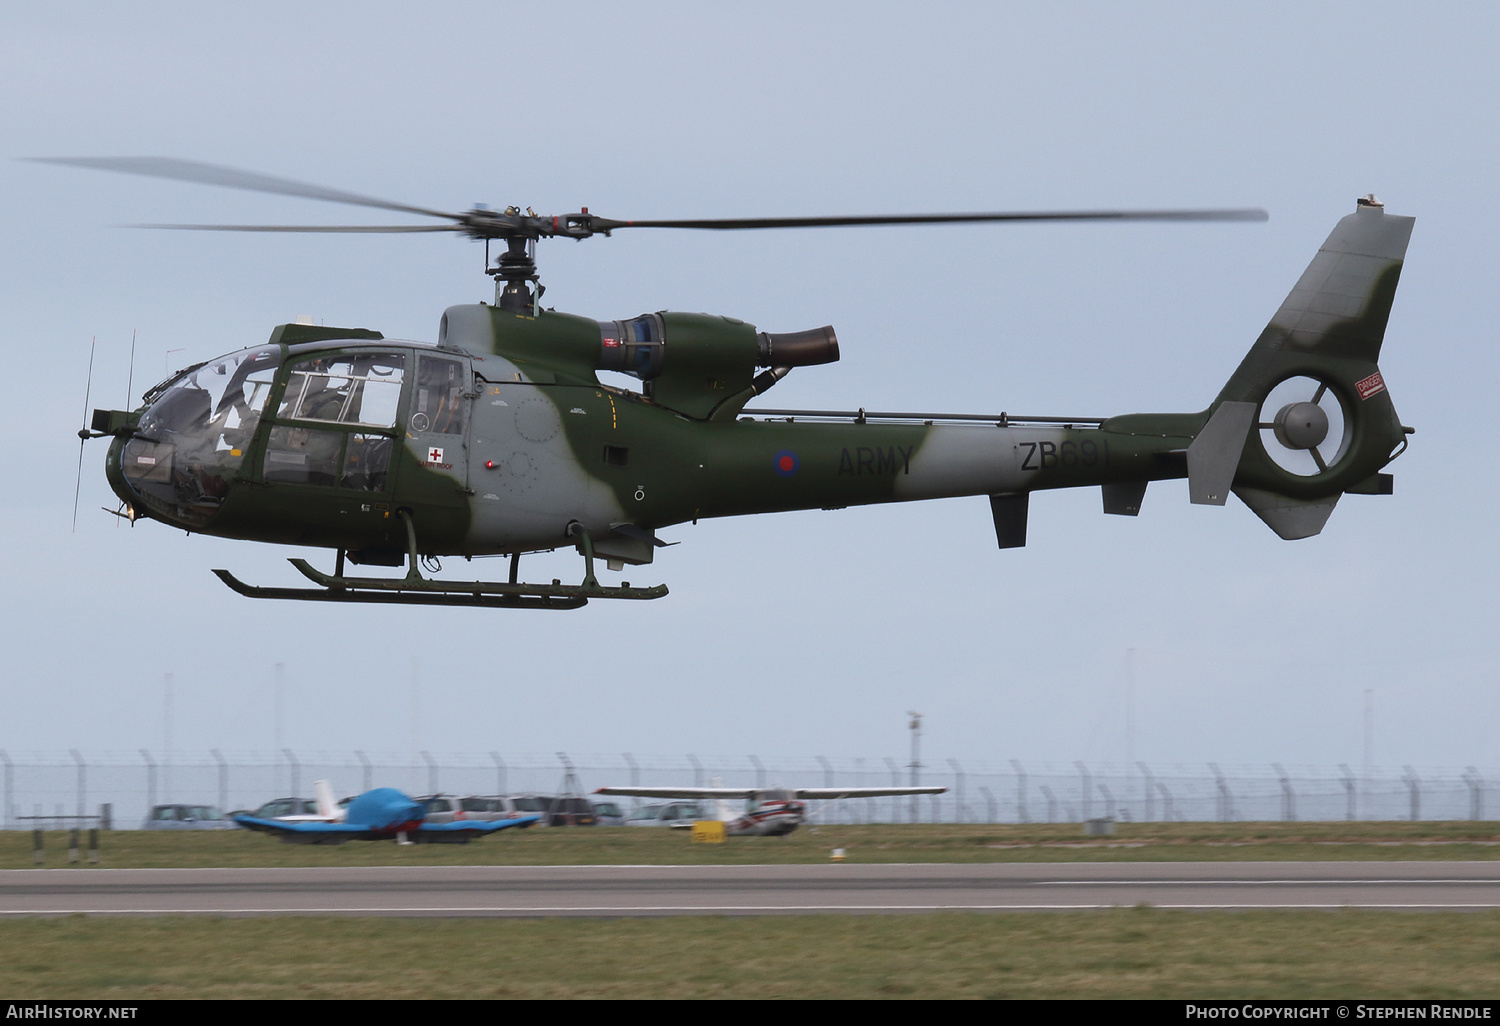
[102,201,1415,573]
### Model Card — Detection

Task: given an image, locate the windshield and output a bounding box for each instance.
[121,346,281,525]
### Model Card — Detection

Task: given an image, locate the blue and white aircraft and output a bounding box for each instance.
[234,785,539,844]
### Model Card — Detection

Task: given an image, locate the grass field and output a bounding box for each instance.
[6,823,1500,999]
[3,910,1499,999]
[8,819,1500,869]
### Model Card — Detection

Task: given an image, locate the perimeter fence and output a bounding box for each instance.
[1,751,1494,829]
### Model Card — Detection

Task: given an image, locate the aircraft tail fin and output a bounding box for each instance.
[314,779,339,820]
[1185,197,1414,537]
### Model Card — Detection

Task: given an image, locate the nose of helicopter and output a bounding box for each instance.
[106,346,279,528]
[103,434,140,520]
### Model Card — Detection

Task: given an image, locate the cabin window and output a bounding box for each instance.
[340,434,393,491]
[277,352,406,428]
[263,425,344,486]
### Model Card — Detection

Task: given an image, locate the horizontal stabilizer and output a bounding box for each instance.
[1233,487,1339,540]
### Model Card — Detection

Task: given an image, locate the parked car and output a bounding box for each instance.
[418,794,540,826]
[143,804,236,830]
[247,797,320,820]
[545,796,597,826]
[625,801,704,828]
[591,800,625,826]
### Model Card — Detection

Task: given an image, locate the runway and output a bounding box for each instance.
[4,862,1500,917]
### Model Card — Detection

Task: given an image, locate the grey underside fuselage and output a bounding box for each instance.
[454,382,1188,555]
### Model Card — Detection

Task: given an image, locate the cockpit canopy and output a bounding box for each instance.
[121,346,281,525]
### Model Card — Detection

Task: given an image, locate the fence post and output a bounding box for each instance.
[490,752,506,796]
[1041,785,1058,824]
[748,754,764,790]
[1273,763,1295,822]
[815,756,837,821]
[1098,783,1116,821]
[1157,782,1174,822]
[688,753,703,789]
[1340,764,1356,821]
[1,750,11,830]
[70,750,85,828]
[1010,759,1028,824]
[1075,762,1091,821]
[356,750,373,793]
[140,750,156,817]
[979,785,997,823]
[420,751,437,794]
[1464,767,1483,821]
[1209,763,1233,821]
[1403,765,1420,822]
[947,759,966,824]
[211,749,227,814]
[283,749,300,798]
[883,757,901,822]
[855,758,866,823]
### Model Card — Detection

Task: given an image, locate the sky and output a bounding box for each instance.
[1,2,1496,782]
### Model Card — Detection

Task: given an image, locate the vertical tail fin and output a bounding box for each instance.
[314,779,340,820]
[1196,197,1414,538]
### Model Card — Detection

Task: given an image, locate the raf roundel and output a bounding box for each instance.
[773,450,799,478]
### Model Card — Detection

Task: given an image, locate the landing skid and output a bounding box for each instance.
[212,512,669,609]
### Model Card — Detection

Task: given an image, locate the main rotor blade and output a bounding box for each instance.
[130,223,462,233]
[605,208,1269,230]
[29,156,459,221]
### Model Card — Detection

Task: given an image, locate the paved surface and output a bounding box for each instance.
[4,862,1500,916]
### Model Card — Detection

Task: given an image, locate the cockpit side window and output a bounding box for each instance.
[411,356,466,435]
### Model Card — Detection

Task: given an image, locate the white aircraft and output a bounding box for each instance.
[593,784,945,837]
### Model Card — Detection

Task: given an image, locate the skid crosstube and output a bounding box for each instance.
[211,558,668,610]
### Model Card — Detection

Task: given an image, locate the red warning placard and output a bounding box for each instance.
[1356,371,1386,400]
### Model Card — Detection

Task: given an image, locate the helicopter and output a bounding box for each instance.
[45,158,1414,610]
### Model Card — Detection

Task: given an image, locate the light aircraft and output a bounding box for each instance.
[594,785,946,837]
[234,785,539,843]
[39,158,1415,610]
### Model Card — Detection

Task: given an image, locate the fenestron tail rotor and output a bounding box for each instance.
[1256,375,1351,478]
[28,155,1269,312]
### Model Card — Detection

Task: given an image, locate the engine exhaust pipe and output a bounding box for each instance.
[757,326,839,367]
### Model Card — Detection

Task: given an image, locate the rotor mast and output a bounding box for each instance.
[491,231,540,313]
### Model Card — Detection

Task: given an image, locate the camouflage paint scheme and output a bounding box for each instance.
[102,201,1414,590]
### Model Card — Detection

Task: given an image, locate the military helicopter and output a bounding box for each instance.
[46,158,1414,610]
